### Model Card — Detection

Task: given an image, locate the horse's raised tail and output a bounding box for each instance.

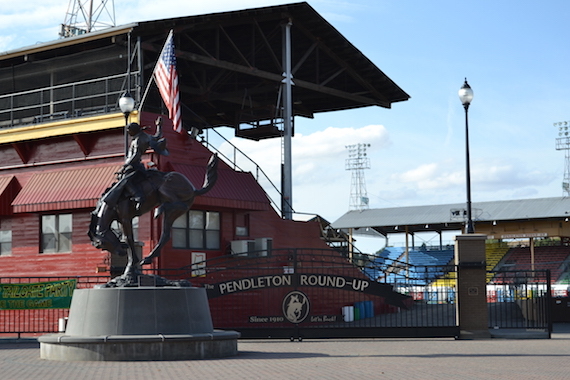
[195,153,219,196]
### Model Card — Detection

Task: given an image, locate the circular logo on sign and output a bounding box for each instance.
[282,291,310,323]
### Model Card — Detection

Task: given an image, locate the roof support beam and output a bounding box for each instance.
[218,25,253,68]
[141,41,389,107]
[292,22,391,105]
[253,20,281,71]
[11,142,31,164]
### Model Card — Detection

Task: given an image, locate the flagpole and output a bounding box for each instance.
[137,30,172,113]
[137,74,155,113]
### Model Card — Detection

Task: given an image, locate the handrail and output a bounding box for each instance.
[198,129,356,251]
[0,72,139,128]
[200,128,285,214]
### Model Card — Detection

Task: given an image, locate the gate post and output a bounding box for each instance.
[455,234,491,339]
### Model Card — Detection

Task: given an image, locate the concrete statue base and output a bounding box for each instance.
[38,287,239,361]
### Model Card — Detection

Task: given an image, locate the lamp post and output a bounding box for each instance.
[119,92,135,157]
[458,79,474,234]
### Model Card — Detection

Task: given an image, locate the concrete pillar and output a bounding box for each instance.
[455,233,491,339]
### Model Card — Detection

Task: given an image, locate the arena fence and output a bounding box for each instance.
[178,249,460,339]
[487,269,552,334]
[0,252,554,339]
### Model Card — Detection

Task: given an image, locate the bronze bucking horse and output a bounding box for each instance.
[88,152,218,283]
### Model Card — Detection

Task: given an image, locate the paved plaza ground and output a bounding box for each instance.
[1,325,570,379]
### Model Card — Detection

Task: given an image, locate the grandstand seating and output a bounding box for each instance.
[484,241,511,282]
[375,247,454,267]
[365,243,570,286]
[423,249,454,266]
[493,245,570,283]
[364,247,454,285]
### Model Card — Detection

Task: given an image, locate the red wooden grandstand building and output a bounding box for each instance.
[0,3,408,279]
[0,4,422,338]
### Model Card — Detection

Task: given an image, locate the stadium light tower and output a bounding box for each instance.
[60,0,116,38]
[345,143,371,211]
[554,120,570,196]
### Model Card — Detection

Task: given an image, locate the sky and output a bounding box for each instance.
[2,1,570,251]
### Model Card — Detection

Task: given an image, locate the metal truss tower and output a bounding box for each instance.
[555,120,570,196]
[345,143,371,211]
[60,0,116,38]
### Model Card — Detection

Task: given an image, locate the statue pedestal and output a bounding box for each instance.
[38,287,239,361]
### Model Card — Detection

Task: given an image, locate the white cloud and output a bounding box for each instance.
[385,155,558,207]
[215,124,390,217]
[0,2,67,50]
[392,161,464,191]
[219,124,389,181]
[473,161,554,190]
[0,35,15,52]
[396,163,438,183]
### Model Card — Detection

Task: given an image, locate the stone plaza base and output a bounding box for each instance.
[38,287,239,361]
[39,331,239,361]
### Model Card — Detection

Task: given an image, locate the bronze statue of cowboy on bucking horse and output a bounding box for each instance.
[88,117,218,286]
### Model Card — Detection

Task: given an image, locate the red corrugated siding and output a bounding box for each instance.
[0,176,13,194]
[171,164,269,211]
[12,165,120,213]
[0,176,19,215]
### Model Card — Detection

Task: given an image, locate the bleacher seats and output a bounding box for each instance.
[493,245,570,283]
[364,243,570,286]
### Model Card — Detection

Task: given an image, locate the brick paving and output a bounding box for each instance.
[1,325,570,380]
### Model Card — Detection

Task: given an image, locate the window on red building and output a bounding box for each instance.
[41,214,72,253]
[0,230,11,255]
[172,210,220,250]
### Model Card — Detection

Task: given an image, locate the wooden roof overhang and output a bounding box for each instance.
[134,2,409,134]
[1,2,408,140]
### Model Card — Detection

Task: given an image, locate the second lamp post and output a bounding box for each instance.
[458,79,474,234]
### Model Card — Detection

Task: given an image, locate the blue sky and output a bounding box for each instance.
[2,1,570,249]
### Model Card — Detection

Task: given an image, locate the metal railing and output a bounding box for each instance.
[200,127,285,214]
[487,269,552,331]
[0,264,553,338]
[0,72,138,129]
[181,248,459,338]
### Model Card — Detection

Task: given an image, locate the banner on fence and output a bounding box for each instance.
[0,279,77,310]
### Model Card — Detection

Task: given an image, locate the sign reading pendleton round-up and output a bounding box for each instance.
[203,273,409,309]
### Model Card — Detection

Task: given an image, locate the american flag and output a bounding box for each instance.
[154,30,183,133]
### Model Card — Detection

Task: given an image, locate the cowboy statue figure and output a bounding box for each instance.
[102,117,169,210]
[89,115,218,284]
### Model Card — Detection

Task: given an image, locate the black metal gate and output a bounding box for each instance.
[183,248,460,339]
[487,269,552,335]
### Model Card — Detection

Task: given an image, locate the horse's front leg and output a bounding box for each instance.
[140,203,187,265]
[121,217,141,277]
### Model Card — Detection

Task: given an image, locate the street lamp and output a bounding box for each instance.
[119,92,135,157]
[458,78,474,233]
